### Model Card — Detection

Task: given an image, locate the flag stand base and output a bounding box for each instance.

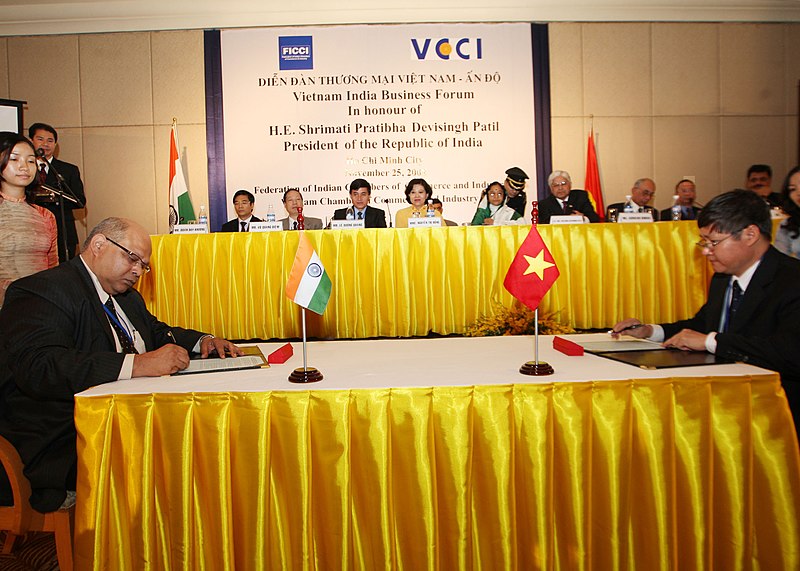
[519,361,554,376]
[289,367,323,383]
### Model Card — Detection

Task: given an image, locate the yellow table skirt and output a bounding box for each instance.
[136,223,712,340]
[74,375,800,570]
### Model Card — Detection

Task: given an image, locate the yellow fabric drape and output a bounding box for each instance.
[137,223,711,339]
[74,375,800,570]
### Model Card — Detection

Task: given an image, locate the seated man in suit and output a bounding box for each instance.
[0,217,242,512]
[280,188,323,230]
[221,189,262,232]
[612,190,800,439]
[29,122,87,261]
[606,178,657,219]
[745,164,782,208]
[660,179,702,221]
[537,170,601,224]
[332,178,387,227]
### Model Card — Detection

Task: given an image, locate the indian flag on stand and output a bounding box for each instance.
[169,118,194,229]
[285,232,332,315]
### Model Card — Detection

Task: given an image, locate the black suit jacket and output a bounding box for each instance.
[34,158,86,261]
[660,205,701,221]
[332,205,387,228]
[220,216,263,232]
[537,189,600,224]
[661,247,800,434]
[0,258,204,512]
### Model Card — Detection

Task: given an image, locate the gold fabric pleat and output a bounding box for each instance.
[136,223,711,339]
[74,374,800,570]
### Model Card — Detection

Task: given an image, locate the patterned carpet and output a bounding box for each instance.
[0,532,59,570]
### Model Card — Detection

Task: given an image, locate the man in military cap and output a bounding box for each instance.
[503,167,529,218]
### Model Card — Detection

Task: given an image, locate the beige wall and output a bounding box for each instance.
[0,23,798,239]
[1,30,207,238]
[551,22,800,211]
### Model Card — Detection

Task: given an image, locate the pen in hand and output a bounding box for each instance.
[607,323,644,335]
[166,330,177,345]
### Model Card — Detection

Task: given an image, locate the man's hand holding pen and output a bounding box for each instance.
[610,319,653,339]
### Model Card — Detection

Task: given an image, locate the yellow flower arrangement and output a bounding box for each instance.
[465,302,574,337]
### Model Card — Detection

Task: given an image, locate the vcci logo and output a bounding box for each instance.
[279,36,313,70]
[411,38,483,60]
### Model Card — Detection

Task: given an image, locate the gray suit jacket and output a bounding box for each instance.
[280,216,323,230]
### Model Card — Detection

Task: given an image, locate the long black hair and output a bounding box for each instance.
[780,166,800,239]
[0,131,38,204]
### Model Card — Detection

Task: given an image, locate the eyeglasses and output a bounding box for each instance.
[551,181,569,187]
[695,233,737,250]
[105,236,151,273]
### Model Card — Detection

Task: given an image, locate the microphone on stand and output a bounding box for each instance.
[36,148,46,158]
[373,196,393,228]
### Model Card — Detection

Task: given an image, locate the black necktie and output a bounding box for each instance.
[104,298,138,354]
[725,281,743,332]
[357,211,363,220]
[240,221,247,232]
[292,221,298,230]
[562,201,568,214]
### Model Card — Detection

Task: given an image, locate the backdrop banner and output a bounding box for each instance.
[219,23,538,226]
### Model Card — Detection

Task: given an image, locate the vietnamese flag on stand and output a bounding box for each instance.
[503,226,560,311]
[585,128,605,221]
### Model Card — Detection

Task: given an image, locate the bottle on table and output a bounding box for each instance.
[623,195,635,213]
[671,195,682,221]
[266,204,276,222]
[198,205,208,227]
[426,199,435,217]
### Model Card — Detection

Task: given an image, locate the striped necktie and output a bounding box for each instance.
[104,298,138,354]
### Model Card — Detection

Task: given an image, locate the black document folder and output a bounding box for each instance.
[589,348,731,370]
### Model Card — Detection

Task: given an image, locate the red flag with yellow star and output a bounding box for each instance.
[503,226,560,311]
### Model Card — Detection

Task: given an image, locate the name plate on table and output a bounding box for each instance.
[549,215,587,225]
[408,217,442,228]
[617,212,654,223]
[172,224,208,234]
[330,219,365,230]
[250,221,283,232]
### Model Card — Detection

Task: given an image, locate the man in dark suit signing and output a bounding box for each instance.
[221,189,263,232]
[613,190,800,439]
[332,178,387,228]
[537,170,601,224]
[0,217,242,512]
[29,122,87,262]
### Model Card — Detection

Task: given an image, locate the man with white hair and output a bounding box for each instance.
[537,170,601,224]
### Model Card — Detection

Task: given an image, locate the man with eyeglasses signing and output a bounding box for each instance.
[612,190,800,438]
[0,217,243,512]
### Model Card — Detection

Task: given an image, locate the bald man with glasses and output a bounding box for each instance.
[0,217,242,512]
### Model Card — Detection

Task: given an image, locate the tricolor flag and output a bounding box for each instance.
[503,226,560,311]
[585,128,605,221]
[285,232,332,315]
[169,119,195,229]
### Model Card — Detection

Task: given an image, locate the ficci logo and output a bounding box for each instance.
[282,46,310,56]
[411,38,483,60]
